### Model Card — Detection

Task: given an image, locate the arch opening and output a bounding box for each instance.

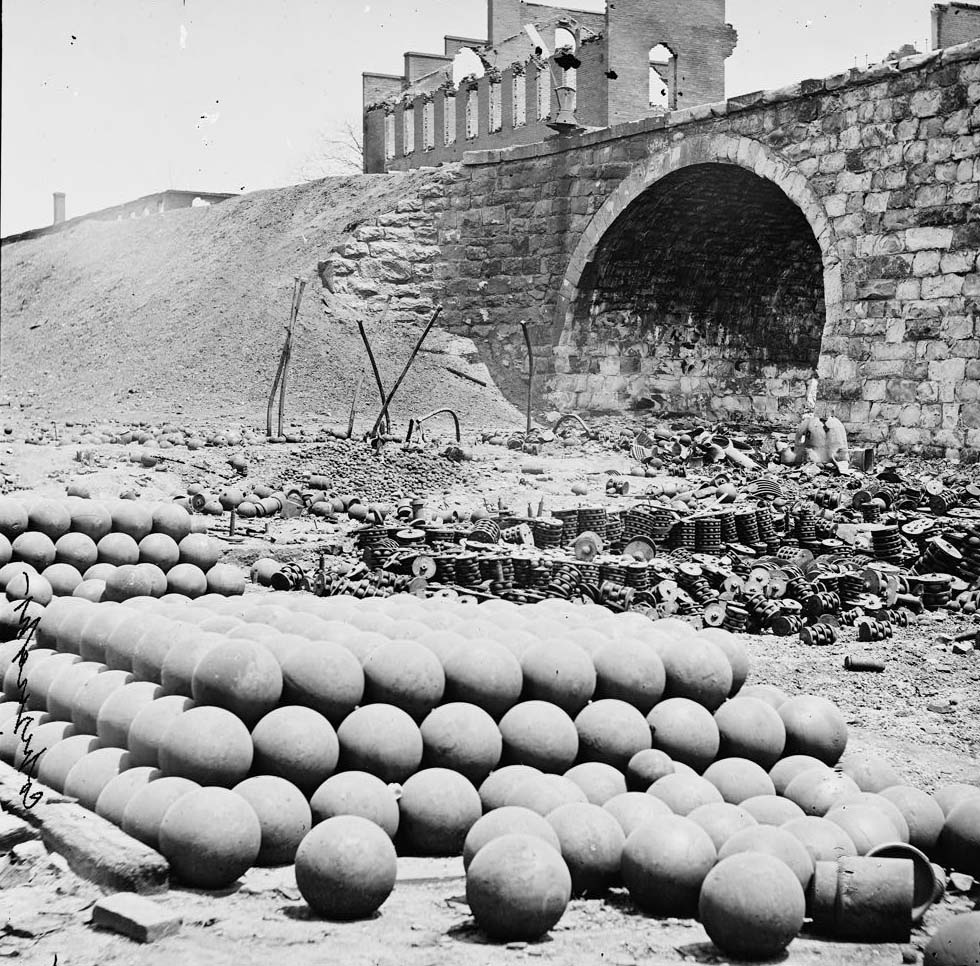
[649,44,675,110]
[563,163,827,421]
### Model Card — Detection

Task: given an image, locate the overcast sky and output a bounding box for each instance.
[1,0,937,236]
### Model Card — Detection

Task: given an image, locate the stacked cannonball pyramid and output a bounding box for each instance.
[0,593,978,958]
[0,495,244,604]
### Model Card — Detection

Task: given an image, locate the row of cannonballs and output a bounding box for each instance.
[0,590,977,958]
[0,494,244,603]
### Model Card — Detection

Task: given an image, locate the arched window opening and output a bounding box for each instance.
[513,69,527,127]
[465,87,479,138]
[649,44,675,110]
[402,106,415,155]
[452,47,485,86]
[555,26,577,90]
[384,112,396,160]
[423,100,435,149]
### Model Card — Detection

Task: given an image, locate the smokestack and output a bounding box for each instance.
[53,192,66,225]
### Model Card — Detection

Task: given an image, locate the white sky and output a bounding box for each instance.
[1,0,937,236]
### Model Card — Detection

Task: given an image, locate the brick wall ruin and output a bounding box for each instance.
[332,41,980,459]
[933,2,980,49]
[362,0,736,173]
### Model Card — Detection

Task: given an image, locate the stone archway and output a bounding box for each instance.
[551,133,842,419]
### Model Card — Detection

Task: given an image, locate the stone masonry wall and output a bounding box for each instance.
[332,41,980,457]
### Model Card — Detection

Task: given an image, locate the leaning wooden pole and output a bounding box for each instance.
[520,320,534,436]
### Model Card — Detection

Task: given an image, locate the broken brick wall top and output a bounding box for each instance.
[362,0,736,173]
[933,2,980,49]
[334,41,980,459]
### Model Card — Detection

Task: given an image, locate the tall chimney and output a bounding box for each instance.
[53,192,66,225]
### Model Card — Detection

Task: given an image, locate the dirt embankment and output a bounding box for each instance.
[0,173,523,433]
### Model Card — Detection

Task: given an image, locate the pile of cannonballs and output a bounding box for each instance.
[0,591,978,959]
[0,494,244,604]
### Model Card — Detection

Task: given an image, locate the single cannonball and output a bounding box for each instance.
[563,762,627,806]
[603,791,672,838]
[700,852,806,959]
[478,765,542,812]
[42,563,83,596]
[778,695,848,765]
[837,750,902,793]
[621,814,717,916]
[76,604,131,662]
[574,699,651,770]
[442,640,523,720]
[5,566,52,605]
[251,706,338,795]
[626,749,675,791]
[97,532,140,567]
[337,703,423,783]
[463,806,561,870]
[520,640,596,717]
[505,774,588,816]
[420,702,502,785]
[295,815,397,920]
[784,767,860,816]
[714,696,786,768]
[151,504,192,542]
[660,635,732,711]
[769,754,828,796]
[69,501,112,541]
[138,533,180,572]
[280,642,364,726]
[159,786,261,888]
[688,802,758,851]
[28,500,72,541]
[923,911,980,966]
[177,533,220,571]
[165,563,208,598]
[939,797,980,877]
[121,775,199,850]
[592,638,665,714]
[310,771,400,838]
[879,785,947,851]
[702,757,776,804]
[158,705,253,786]
[546,801,625,896]
[718,825,815,888]
[740,794,805,826]
[466,834,571,941]
[205,564,246,597]
[233,775,312,865]
[398,767,483,856]
[0,497,29,541]
[72,579,106,602]
[190,638,282,727]
[94,765,160,825]
[647,697,720,772]
[54,532,98,573]
[362,641,445,723]
[782,815,857,864]
[499,701,579,773]
[34,596,92,649]
[63,746,132,810]
[110,502,153,542]
[648,772,724,816]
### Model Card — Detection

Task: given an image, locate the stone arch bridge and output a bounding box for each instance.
[330,41,980,457]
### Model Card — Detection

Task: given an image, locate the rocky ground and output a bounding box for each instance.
[1,407,978,966]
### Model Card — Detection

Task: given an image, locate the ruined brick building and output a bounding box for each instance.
[362,0,737,173]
